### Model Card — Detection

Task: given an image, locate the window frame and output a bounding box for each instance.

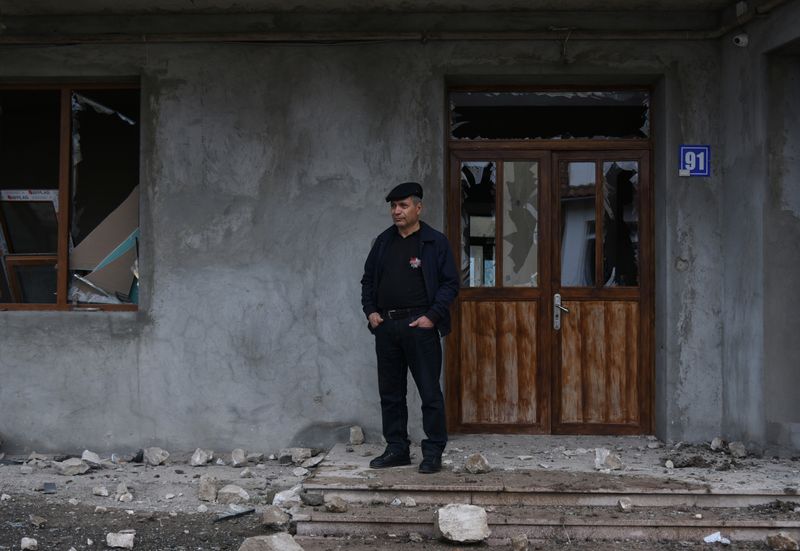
[0,81,140,312]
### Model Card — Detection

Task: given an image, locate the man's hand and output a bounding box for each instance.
[368,312,384,329]
[409,315,434,329]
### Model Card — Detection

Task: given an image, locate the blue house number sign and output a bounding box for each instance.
[679,145,710,177]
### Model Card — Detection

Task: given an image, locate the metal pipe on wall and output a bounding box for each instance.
[0,0,792,45]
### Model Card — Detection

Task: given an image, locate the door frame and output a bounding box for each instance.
[445,140,654,435]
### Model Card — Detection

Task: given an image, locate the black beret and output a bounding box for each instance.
[385,181,423,202]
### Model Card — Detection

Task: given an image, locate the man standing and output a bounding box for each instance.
[361,182,459,474]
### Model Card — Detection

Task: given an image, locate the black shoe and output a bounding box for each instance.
[369,449,411,469]
[418,456,442,474]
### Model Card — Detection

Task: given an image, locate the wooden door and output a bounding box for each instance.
[551,151,652,434]
[446,149,653,435]
[446,151,552,433]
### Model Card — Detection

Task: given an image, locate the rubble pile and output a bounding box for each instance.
[1,432,798,549]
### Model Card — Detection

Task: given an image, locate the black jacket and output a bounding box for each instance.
[361,221,459,336]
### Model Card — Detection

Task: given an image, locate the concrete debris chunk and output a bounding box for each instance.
[247,452,264,463]
[464,453,492,474]
[434,504,491,543]
[665,460,675,469]
[20,465,33,475]
[647,441,663,449]
[261,505,291,529]
[767,532,800,551]
[617,497,634,512]
[197,504,208,513]
[292,467,309,477]
[237,533,305,551]
[95,506,107,513]
[231,448,248,467]
[324,496,348,513]
[106,530,136,549]
[240,467,254,478]
[594,448,623,470]
[68,498,79,506]
[301,454,325,469]
[217,484,250,505]
[403,496,417,507]
[116,482,133,502]
[29,515,46,528]
[300,491,324,507]
[81,450,104,467]
[728,441,747,458]
[52,458,90,476]
[350,426,365,445]
[20,537,38,550]
[675,455,713,468]
[273,485,302,508]
[0,493,10,501]
[711,437,725,451]
[391,497,402,506]
[409,532,424,543]
[511,534,529,551]
[143,447,169,466]
[93,485,109,497]
[190,448,214,466]
[198,474,218,502]
[279,448,312,465]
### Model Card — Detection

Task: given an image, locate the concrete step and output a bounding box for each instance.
[309,443,800,508]
[295,503,800,542]
[304,471,800,508]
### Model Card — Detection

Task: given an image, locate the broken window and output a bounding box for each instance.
[450,91,649,140]
[0,85,140,310]
[459,159,541,288]
[460,161,496,287]
[559,158,641,289]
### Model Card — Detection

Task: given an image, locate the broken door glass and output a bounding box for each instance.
[450,91,649,140]
[602,161,639,287]
[461,161,496,287]
[502,161,538,287]
[561,162,596,287]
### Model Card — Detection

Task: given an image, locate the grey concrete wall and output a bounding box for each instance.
[765,51,800,453]
[718,0,800,452]
[0,35,727,453]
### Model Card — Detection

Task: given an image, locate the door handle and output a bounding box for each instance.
[554,293,568,330]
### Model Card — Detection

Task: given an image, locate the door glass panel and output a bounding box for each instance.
[602,161,639,286]
[561,162,596,287]
[502,161,538,287]
[460,161,496,287]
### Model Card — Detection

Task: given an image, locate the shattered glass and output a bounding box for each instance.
[502,161,538,287]
[0,90,60,304]
[602,161,639,287]
[450,91,650,140]
[460,161,496,287]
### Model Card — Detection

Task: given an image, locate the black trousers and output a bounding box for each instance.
[374,316,447,459]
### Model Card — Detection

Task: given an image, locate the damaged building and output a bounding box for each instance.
[0,0,798,456]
